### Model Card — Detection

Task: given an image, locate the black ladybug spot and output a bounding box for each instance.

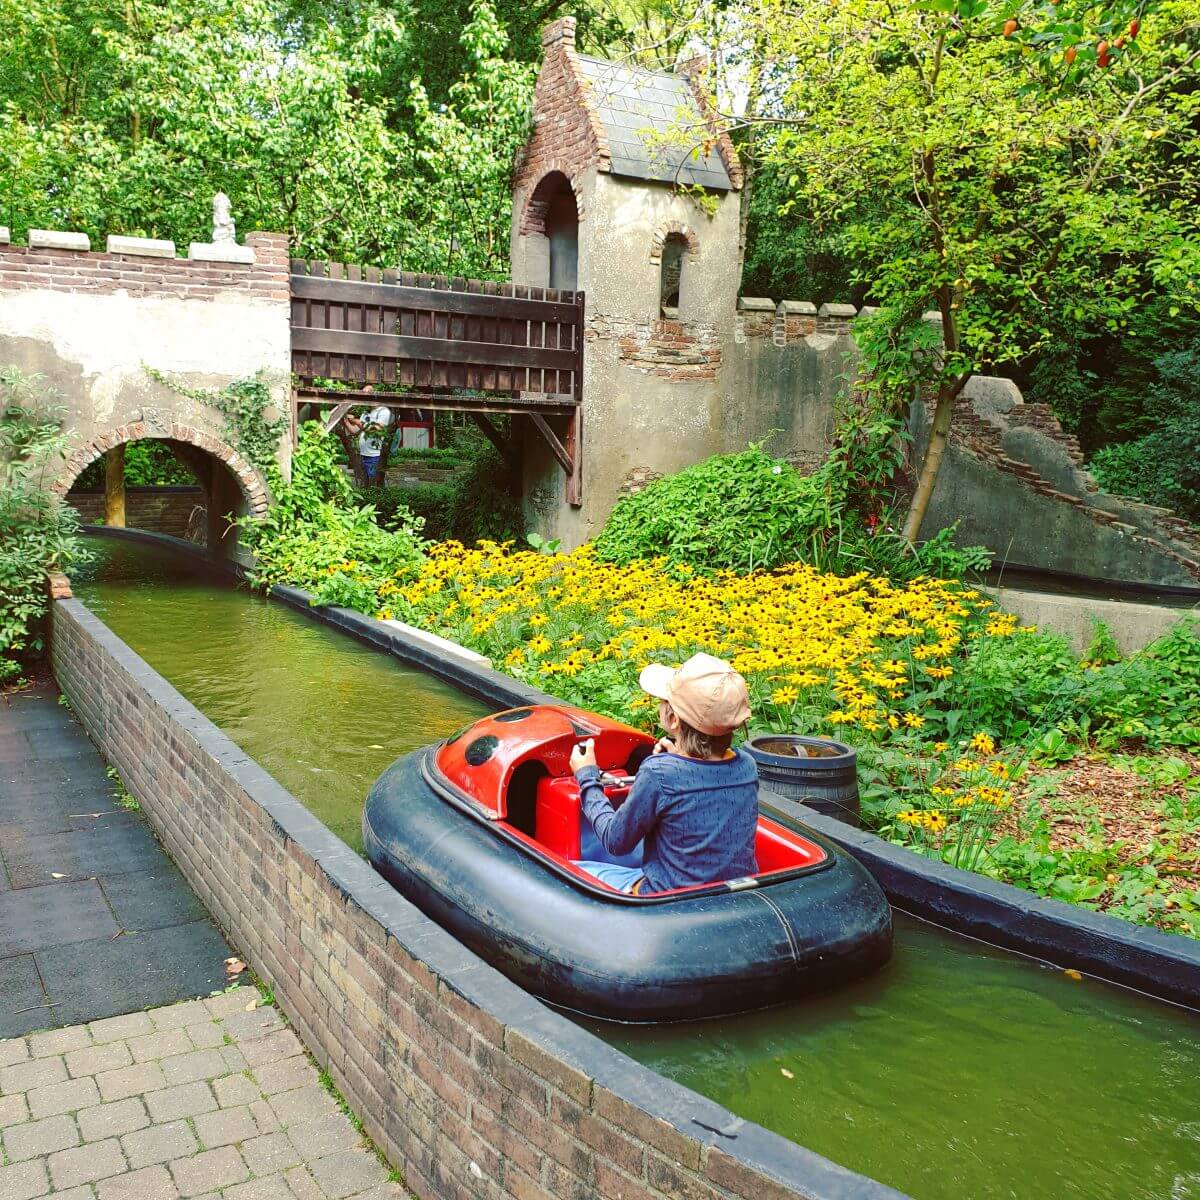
[465,735,499,766]
[570,721,596,738]
[495,708,533,723]
[443,725,473,747]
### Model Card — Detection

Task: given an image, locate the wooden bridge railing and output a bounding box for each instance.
[288,260,585,504]
[290,261,583,400]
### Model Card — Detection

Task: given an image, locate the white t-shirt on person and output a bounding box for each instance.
[358,406,392,457]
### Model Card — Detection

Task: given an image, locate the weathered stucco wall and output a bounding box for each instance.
[722,301,860,470]
[0,230,291,530]
[915,379,1200,588]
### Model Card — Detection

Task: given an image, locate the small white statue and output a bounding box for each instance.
[212,192,236,244]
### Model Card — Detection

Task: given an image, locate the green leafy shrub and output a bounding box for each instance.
[596,446,842,573]
[356,432,523,545]
[72,440,195,490]
[594,445,987,580]
[1089,338,1200,522]
[1074,619,1200,748]
[952,629,1083,742]
[0,368,92,684]
[240,423,424,614]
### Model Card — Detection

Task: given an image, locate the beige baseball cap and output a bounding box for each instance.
[638,653,752,735]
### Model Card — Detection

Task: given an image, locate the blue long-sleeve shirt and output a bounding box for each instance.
[575,750,760,892]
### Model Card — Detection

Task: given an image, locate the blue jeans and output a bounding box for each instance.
[361,454,381,482]
[573,861,645,893]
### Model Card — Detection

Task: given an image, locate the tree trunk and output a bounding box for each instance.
[334,425,365,487]
[902,382,955,543]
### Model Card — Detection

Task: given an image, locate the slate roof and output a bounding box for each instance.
[575,55,733,192]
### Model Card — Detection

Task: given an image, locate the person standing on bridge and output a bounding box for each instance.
[344,405,393,484]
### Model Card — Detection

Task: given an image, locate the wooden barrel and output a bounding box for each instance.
[746,734,860,827]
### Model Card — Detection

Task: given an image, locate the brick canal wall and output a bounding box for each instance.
[50,590,901,1200]
[67,486,204,540]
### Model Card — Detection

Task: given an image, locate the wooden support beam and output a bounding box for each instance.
[323,401,356,433]
[104,445,126,528]
[529,414,573,477]
[469,414,518,474]
[564,408,582,507]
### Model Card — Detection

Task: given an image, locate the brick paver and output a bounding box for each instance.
[0,993,403,1198]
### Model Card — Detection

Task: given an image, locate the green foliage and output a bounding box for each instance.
[357,434,523,544]
[1075,620,1200,748]
[0,0,541,278]
[727,0,1199,537]
[1088,337,1200,521]
[739,161,860,303]
[940,616,1200,751]
[0,368,92,684]
[982,756,1200,938]
[593,445,988,580]
[73,440,195,490]
[145,371,286,483]
[239,423,424,613]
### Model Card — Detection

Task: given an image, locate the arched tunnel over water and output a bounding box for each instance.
[73,534,1200,1200]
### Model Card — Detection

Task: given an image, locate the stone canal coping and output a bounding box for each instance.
[52,538,906,1200]
[76,527,1200,1011]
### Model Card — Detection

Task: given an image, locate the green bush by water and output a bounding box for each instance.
[594,445,987,581]
[0,368,92,683]
[356,433,524,545]
[240,422,424,614]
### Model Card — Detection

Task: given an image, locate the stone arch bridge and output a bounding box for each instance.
[0,226,291,554]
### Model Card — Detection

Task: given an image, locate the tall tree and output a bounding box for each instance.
[699,0,1200,538]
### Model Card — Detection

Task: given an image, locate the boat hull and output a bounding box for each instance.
[363,747,893,1022]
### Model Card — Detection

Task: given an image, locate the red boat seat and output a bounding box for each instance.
[535,776,582,860]
[534,774,635,860]
[530,773,827,888]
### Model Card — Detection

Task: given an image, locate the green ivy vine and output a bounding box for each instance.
[143,367,288,485]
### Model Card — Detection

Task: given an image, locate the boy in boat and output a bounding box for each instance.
[568,653,759,895]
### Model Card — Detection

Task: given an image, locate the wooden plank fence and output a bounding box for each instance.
[289,261,584,400]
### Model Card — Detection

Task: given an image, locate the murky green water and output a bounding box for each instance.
[74,537,486,851]
[76,535,1200,1200]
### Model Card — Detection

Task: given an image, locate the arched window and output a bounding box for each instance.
[523,171,579,292]
[660,233,687,315]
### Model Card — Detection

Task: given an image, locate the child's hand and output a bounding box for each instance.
[652,737,676,756]
[570,739,597,772]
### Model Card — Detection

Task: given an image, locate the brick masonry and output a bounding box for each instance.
[67,488,205,540]
[49,593,900,1200]
[513,19,604,234]
[52,423,270,518]
[0,232,290,303]
[602,316,722,382]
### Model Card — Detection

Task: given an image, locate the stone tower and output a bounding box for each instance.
[511,17,742,548]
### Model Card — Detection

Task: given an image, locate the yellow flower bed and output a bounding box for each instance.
[379,538,1018,787]
[381,539,1039,856]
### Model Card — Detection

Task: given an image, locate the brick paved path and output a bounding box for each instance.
[0,988,404,1200]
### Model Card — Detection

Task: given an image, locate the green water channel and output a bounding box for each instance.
[76,536,1200,1200]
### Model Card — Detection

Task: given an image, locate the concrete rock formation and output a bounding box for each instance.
[916,379,1200,588]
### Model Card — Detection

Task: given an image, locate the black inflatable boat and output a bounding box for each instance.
[363,705,893,1022]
